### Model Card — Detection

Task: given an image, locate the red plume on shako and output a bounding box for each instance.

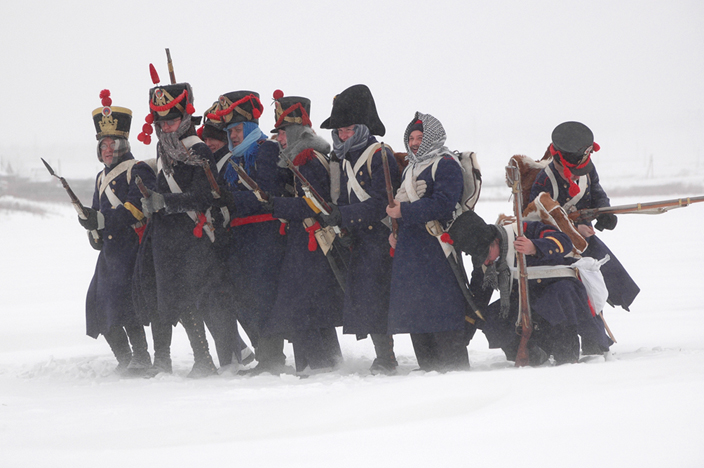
[138,63,197,145]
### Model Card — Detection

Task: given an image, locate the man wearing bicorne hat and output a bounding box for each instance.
[318,84,401,375]
[79,89,156,376]
[530,121,639,354]
[132,74,221,378]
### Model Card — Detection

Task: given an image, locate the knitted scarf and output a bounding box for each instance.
[331,124,370,160]
[155,116,201,176]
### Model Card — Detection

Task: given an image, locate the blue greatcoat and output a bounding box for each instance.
[133,139,222,326]
[219,140,290,340]
[475,221,612,351]
[86,153,156,338]
[266,150,344,336]
[530,162,640,310]
[337,136,400,335]
[388,155,466,334]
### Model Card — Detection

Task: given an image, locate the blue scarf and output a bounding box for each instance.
[224,122,265,187]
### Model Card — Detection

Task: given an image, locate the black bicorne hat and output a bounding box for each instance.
[320,84,385,136]
[207,91,263,126]
[447,210,499,262]
[550,121,595,176]
[92,90,132,140]
[271,90,312,133]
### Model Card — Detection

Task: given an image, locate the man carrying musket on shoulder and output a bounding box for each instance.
[132,66,221,378]
[79,90,156,376]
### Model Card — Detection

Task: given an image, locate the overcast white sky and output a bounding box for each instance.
[1,0,702,181]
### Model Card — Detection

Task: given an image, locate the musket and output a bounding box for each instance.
[198,159,231,227]
[568,195,704,223]
[165,48,176,84]
[227,159,269,202]
[134,175,151,199]
[41,158,100,241]
[507,160,532,367]
[380,142,399,251]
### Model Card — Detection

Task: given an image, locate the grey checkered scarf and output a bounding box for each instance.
[277,124,331,167]
[155,115,202,176]
[403,112,454,164]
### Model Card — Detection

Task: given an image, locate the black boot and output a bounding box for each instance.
[370,333,398,375]
[103,326,132,375]
[147,318,173,377]
[181,310,218,379]
[124,325,151,377]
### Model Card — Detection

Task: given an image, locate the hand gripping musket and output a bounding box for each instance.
[568,195,704,223]
[380,142,399,257]
[283,155,348,291]
[506,160,532,367]
[135,174,215,242]
[199,159,230,227]
[41,158,100,241]
[227,159,269,202]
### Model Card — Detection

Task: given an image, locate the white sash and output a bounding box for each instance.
[545,166,587,211]
[344,143,382,202]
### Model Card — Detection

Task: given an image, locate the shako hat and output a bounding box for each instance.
[271,90,312,133]
[92,89,132,140]
[549,121,597,177]
[447,210,499,262]
[320,84,385,136]
[205,91,263,126]
[137,63,196,145]
[197,100,228,142]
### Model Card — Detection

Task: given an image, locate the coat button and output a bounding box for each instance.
[112,181,116,185]
[359,171,363,176]
[537,279,541,283]
[368,225,373,230]
[108,235,113,240]
[360,181,365,186]
[548,250,553,254]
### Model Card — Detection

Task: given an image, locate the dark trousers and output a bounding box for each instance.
[104,324,149,365]
[292,328,342,372]
[204,309,246,367]
[410,329,470,372]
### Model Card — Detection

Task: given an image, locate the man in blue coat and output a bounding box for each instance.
[261,92,344,375]
[386,113,470,372]
[448,210,613,365]
[318,84,400,375]
[133,78,220,378]
[80,90,156,376]
[530,121,638,354]
[203,91,291,375]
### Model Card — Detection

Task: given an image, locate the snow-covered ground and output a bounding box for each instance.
[1,190,703,468]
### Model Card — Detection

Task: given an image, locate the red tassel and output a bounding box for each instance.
[304,222,320,251]
[390,247,395,257]
[101,97,112,107]
[193,213,207,238]
[142,123,152,135]
[197,126,203,138]
[252,107,261,119]
[279,221,287,236]
[440,232,454,244]
[145,114,154,125]
[149,64,160,84]
[99,89,110,99]
[593,142,600,152]
[273,89,284,100]
[137,133,145,142]
[186,103,195,115]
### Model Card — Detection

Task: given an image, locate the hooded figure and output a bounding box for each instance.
[80,89,156,376]
[386,112,470,372]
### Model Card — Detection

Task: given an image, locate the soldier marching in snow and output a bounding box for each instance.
[204,91,291,375]
[529,121,639,354]
[261,91,344,375]
[80,90,156,376]
[386,113,471,372]
[132,71,220,378]
[318,84,400,375]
